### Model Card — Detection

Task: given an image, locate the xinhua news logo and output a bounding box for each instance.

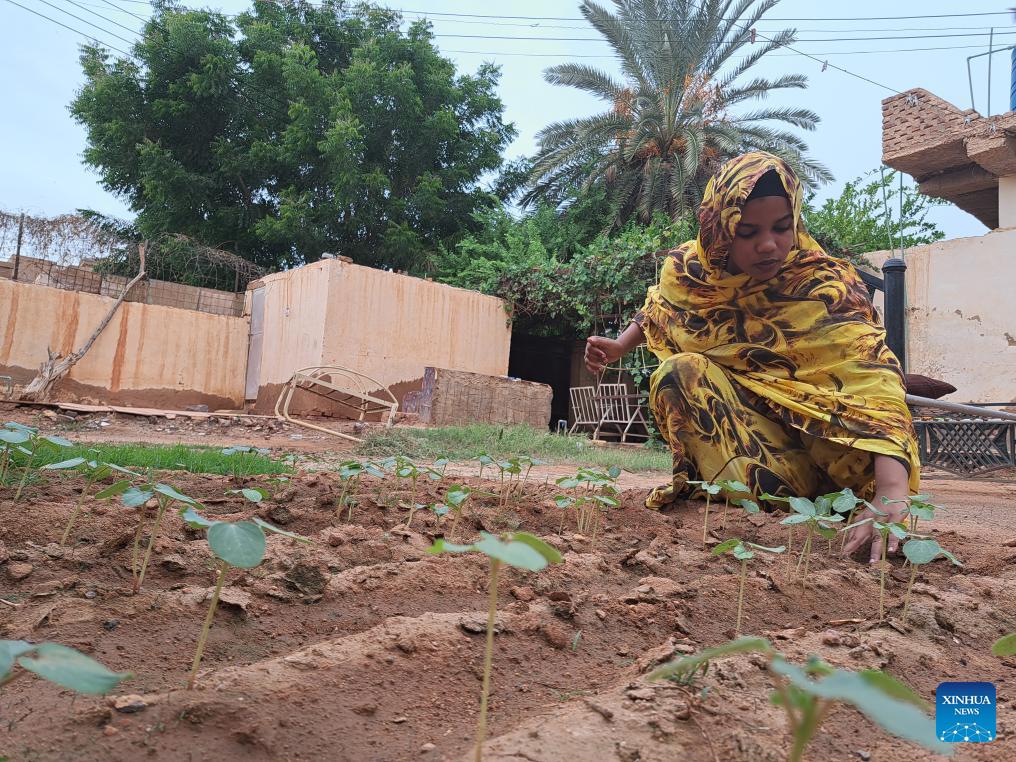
[936,682,996,743]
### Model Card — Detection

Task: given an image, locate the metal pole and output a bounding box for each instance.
[882,258,907,372]
[899,171,904,260]
[12,212,24,281]
[906,395,1016,422]
[988,27,994,116]
[968,56,977,111]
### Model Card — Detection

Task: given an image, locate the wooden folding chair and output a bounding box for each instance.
[569,385,600,435]
[593,383,650,443]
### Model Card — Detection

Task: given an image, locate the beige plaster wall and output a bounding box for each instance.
[0,279,248,408]
[322,261,510,395]
[252,260,331,387]
[866,230,1016,403]
[250,258,511,412]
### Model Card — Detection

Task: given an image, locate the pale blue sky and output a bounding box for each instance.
[2,0,1014,240]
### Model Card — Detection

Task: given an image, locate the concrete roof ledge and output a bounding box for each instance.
[881,87,1016,229]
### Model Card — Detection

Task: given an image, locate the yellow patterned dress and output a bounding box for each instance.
[637,152,920,509]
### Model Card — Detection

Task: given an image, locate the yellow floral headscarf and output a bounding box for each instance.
[641,151,920,493]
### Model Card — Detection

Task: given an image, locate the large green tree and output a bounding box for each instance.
[71,0,515,272]
[523,0,832,229]
[804,170,945,262]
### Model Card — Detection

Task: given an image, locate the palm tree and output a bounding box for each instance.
[522,0,833,229]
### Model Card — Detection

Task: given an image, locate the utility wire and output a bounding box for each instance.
[89,1,1016,23]
[1,0,134,56]
[32,0,143,48]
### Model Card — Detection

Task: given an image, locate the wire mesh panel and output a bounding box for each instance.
[913,419,1016,476]
[1,212,263,318]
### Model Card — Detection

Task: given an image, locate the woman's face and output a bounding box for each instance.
[725,196,795,280]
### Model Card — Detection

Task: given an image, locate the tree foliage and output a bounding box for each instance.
[803,170,945,260]
[437,206,695,337]
[71,0,516,273]
[439,167,944,339]
[524,0,832,229]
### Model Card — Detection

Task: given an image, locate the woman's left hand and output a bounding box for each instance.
[842,496,908,563]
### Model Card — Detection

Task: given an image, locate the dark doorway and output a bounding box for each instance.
[508,333,572,429]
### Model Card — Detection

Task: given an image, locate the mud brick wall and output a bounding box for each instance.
[406,367,552,428]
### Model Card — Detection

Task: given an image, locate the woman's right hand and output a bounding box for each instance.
[584,336,624,374]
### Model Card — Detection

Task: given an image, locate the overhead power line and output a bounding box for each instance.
[396,7,1016,22]
[1,0,134,56]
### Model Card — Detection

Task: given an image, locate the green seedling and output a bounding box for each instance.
[884,494,943,534]
[900,539,961,623]
[494,458,522,508]
[0,423,34,485]
[226,487,266,503]
[554,466,621,541]
[491,456,541,507]
[221,445,271,484]
[42,458,138,547]
[715,479,751,529]
[335,460,385,521]
[992,634,1016,658]
[711,539,785,636]
[10,431,73,504]
[842,517,912,622]
[434,456,450,477]
[1,640,130,695]
[477,453,494,478]
[778,496,844,583]
[687,480,722,545]
[428,532,562,762]
[180,507,309,689]
[445,483,477,541]
[650,638,951,761]
[734,498,761,517]
[395,459,441,528]
[100,480,198,593]
[513,455,544,498]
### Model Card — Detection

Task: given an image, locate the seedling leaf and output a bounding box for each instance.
[780,514,811,525]
[769,657,950,754]
[179,506,215,529]
[95,480,132,499]
[42,435,73,447]
[857,670,931,712]
[252,517,310,543]
[18,643,130,695]
[427,538,477,555]
[153,484,196,504]
[649,637,773,681]
[207,522,266,568]
[473,534,550,571]
[0,640,33,676]
[992,634,1016,657]
[509,532,563,565]
[735,499,761,514]
[711,538,741,555]
[41,457,87,471]
[121,487,154,508]
[445,485,472,507]
[0,430,31,445]
[788,497,816,515]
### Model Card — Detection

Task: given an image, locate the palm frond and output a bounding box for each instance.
[732,107,820,130]
[722,74,807,106]
[544,63,626,101]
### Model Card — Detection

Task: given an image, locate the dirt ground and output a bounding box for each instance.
[1,410,1014,761]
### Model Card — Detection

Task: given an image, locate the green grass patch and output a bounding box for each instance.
[31,443,292,477]
[355,424,670,472]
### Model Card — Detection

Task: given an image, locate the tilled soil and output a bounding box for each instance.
[1,469,1014,762]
